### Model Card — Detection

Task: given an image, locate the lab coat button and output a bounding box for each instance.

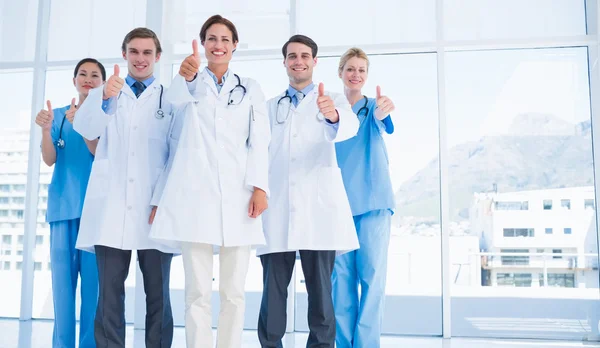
[127,206,132,210]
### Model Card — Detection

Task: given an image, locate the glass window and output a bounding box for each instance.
[584,199,595,210]
[500,249,529,265]
[495,201,529,210]
[503,228,534,237]
[47,0,147,61]
[34,262,42,271]
[0,0,38,62]
[552,249,563,259]
[11,197,25,204]
[564,227,572,235]
[561,199,571,209]
[297,0,436,46]
[545,228,553,235]
[35,236,43,245]
[444,0,586,41]
[168,0,290,55]
[448,47,597,340]
[0,70,32,319]
[497,273,533,287]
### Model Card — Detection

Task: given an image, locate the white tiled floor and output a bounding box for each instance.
[1,319,599,348]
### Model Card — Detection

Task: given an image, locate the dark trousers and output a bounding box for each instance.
[94,245,174,348]
[258,250,336,348]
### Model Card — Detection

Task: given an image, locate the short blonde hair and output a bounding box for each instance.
[338,47,370,76]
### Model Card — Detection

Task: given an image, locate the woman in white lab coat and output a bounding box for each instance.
[149,15,270,348]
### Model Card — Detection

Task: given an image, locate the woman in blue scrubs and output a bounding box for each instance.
[332,47,396,348]
[35,58,106,348]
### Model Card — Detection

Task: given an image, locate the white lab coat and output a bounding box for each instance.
[149,71,270,249]
[73,80,179,254]
[256,87,360,256]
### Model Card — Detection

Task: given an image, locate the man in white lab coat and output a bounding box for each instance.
[73,28,178,347]
[257,35,360,348]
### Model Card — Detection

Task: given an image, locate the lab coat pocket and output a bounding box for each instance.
[317,166,347,208]
[148,111,173,140]
[86,159,109,199]
[224,103,251,138]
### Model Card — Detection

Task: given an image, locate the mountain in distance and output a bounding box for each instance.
[394,113,594,225]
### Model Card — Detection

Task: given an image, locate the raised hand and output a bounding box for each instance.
[65,98,77,123]
[179,39,201,82]
[317,83,339,123]
[35,100,54,131]
[103,64,124,100]
[374,85,395,120]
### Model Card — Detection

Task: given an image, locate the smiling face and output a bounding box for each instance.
[203,23,237,67]
[284,42,316,86]
[73,62,104,97]
[340,56,368,91]
[122,37,161,81]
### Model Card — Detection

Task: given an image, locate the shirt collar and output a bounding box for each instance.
[126,75,155,88]
[287,83,315,98]
[206,68,230,87]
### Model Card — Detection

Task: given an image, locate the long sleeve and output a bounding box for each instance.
[73,86,113,140]
[323,92,359,142]
[244,80,271,196]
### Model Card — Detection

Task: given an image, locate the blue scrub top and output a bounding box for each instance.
[46,105,94,223]
[335,97,395,217]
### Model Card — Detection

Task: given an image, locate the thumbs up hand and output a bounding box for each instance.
[103,65,124,100]
[374,85,395,120]
[180,39,201,82]
[35,100,54,131]
[316,83,339,123]
[65,98,77,124]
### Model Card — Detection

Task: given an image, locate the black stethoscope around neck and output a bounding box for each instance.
[356,95,369,117]
[55,114,67,149]
[118,83,166,119]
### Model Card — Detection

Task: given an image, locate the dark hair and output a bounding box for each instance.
[282,35,318,58]
[121,27,162,54]
[200,15,239,45]
[73,58,107,81]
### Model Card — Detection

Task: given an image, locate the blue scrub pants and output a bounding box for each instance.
[332,209,391,348]
[50,218,98,348]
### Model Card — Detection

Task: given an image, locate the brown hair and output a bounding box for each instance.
[282,34,318,58]
[338,47,369,75]
[121,27,162,54]
[200,15,239,45]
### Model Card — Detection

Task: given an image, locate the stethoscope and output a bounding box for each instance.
[275,89,324,124]
[227,74,247,106]
[117,83,166,119]
[356,95,369,118]
[155,85,165,119]
[55,114,67,149]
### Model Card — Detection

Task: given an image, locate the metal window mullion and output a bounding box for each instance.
[584,0,600,297]
[19,0,51,321]
[436,0,452,339]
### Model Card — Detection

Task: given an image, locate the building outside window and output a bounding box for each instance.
[543,199,553,210]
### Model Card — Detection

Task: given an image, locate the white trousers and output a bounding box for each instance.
[181,243,251,348]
